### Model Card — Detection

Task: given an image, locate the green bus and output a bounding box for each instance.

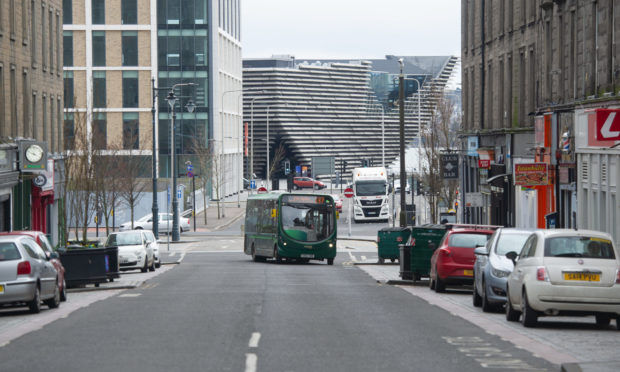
[244,192,337,265]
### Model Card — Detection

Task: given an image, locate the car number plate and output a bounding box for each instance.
[0,284,4,294]
[300,254,314,258]
[463,270,473,276]
[563,272,600,281]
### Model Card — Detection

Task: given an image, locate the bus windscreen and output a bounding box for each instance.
[281,195,334,242]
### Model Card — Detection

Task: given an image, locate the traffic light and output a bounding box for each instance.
[416,181,424,195]
[284,160,291,175]
[361,159,369,167]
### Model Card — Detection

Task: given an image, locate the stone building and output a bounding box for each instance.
[0,0,64,241]
[461,0,620,244]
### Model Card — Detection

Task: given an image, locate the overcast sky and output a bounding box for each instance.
[241,0,461,60]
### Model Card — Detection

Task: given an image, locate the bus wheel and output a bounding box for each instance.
[274,246,282,264]
[327,258,334,265]
[251,245,261,262]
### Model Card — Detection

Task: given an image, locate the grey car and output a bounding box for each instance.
[0,235,60,313]
[473,228,533,312]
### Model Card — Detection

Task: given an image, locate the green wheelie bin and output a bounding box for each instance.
[377,227,411,264]
[400,224,448,281]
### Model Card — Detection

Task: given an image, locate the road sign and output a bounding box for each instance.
[250,180,256,189]
[257,186,267,194]
[187,171,194,178]
[596,109,620,141]
[344,188,354,198]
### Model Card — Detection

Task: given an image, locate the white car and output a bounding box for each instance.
[505,229,620,329]
[393,180,411,194]
[105,231,155,272]
[119,213,190,233]
[143,230,161,268]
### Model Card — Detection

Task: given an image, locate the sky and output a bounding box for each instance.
[241,0,461,60]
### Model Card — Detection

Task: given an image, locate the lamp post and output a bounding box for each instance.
[266,105,271,191]
[166,83,195,242]
[150,78,160,239]
[398,58,407,228]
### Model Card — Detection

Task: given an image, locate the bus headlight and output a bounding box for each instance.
[283,242,287,246]
[329,242,334,248]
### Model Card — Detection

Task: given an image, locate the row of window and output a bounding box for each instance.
[63,112,140,151]
[0,63,63,152]
[63,71,139,109]
[63,0,138,25]
[63,31,140,67]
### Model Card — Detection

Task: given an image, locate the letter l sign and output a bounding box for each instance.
[596,109,620,141]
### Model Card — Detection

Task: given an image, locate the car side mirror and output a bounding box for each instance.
[474,246,488,256]
[147,219,152,223]
[505,251,518,265]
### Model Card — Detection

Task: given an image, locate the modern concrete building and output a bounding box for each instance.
[63,0,242,201]
[461,0,620,245]
[0,0,64,240]
[242,55,458,182]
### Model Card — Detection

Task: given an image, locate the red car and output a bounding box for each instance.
[429,225,497,293]
[293,177,326,190]
[0,231,67,301]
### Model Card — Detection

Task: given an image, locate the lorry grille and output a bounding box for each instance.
[363,207,382,217]
[361,200,382,206]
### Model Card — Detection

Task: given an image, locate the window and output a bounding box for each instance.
[63,71,74,108]
[57,13,61,73]
[31,91,37,138]
[23,70,29,137]
[49,9,54,70]
[167,1,180,24]
[121,0,137,24]
[92,112,107,150]
[92,31,106,66]
[42,94,47,141]
[57,98,62,151]
[10,0,15,38]
[0,64,4,137]
[22,0,28,42]
[10,66,17,136]
[92,0,105,24]
[122,71,139,108]
[92,71,106,108]
[63,0,72,24]
[31,1,36,64]
[64,113,74,150]
[63,31,73,66]
[122,31,138,66]
[520,235,537,258]
[123,113,139,150]
[50,95,54,151]
[42,3,46,70]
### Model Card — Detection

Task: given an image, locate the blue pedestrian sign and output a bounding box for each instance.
[250,180,256,189]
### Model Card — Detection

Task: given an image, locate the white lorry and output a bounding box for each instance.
[352,167,389,222]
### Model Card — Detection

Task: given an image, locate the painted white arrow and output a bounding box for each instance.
[601,112,620,138]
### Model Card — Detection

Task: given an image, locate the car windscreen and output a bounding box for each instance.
[0,242,21,261]
[545,236,616,259]
[448,233,490,248]
[495,233,531,255]
[355,181,386,196]
[281,195,334,242]
[106,232,142,246]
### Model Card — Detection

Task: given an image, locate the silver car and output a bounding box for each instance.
[0,235,60,313]
[473,228,533,312]
[143,230,161,268]
[119,213,190,233]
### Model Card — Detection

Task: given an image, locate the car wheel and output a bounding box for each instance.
[136,227,143,230]
[505,288,520,322]
[390,258,395,263]
[28,286,41,314]
[429,275,436,290]
[472,276,482,307]
[314,184,319,190]
[293,185,299,190]
[481,278,495,312]
[155,261,161,269]
[149,257,156,271]
[596,314,612,327]
[378,257,385,264]
[141,257,148,273]
[44,282,61,309]
[521,289,538,327]
[434,268,446,293]
[327,258,334,265]
[60,278,67,302]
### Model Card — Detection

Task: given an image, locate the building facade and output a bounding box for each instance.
[0,0,64,242]
[461,0,620,245]
[242,55,458,181]
[64,0,243,215]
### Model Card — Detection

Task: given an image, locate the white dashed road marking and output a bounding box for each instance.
[118,294,141,298]
[245,353,257,372]
[248,332,261,348]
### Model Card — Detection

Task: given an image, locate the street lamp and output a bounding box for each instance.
[398,58,407,228]
[150,78,160,239]
[166,83,195,242]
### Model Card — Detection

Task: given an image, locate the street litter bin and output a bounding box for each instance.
[402,224,449,281]
[104,246,120,282]
[377,227,411,264]
[60,247,109,288]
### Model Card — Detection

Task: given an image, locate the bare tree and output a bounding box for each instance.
[117,132,149,227]
[190,138,214,224]
[419,86,460,224]
[92,142,123,235]
[268,143,286,182]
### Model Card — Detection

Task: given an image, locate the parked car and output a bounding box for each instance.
[429,225,497,293]
[0,235,60,313]
[330,194,343,212]
[104,231,155,272]
[119,213,190,233]
[143,230,161,268]
[293,177,326,190]
[473,228,533,312]
[505,229,620,329]
[393,180,411,194]
[0,231,67,302]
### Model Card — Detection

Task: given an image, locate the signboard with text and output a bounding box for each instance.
[514,163,548,186]
[440,154,459,179]
[478,159,491,169]
[595,109,620,141]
